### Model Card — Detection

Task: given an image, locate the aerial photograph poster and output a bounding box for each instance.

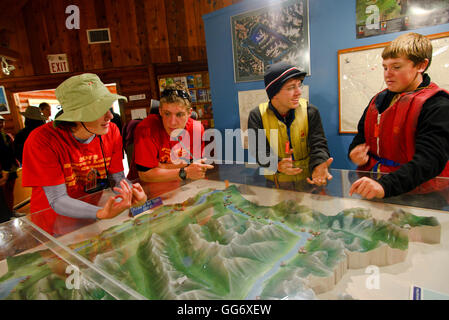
[231,0,310,82]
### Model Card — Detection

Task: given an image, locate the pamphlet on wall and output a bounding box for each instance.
[131,108,147,120]
[189,89,197,102]
[197,89,207,102]
[159,78,166,92]
[194,74,202,88]
[187,75,195,88]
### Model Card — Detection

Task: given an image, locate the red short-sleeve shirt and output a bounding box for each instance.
[22,122,123,234]
[133,115,204,169]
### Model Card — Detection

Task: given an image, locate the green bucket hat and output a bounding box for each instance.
[55,73,127,122]
[20,106,46,120]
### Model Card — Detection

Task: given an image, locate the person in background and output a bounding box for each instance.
[14,106,46,164]
[22,73,147,235]
[109,107,124,159]
[122,118,143,168]
[348,32,449,199]
[0,115,19,220]
[110,107,122,134]
[39,102,52,121]
[247,61,333,187]
[131,83,213,183]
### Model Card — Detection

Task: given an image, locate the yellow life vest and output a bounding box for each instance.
[259,100,310,182]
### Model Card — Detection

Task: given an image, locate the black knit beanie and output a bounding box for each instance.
[264,62,307,100]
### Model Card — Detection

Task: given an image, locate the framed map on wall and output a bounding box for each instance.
[338,31,449,133]
[0,86,10,114]
[231,0,310,82]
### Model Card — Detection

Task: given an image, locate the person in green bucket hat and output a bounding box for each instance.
[22,73,147,235]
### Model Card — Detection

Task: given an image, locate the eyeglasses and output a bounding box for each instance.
[161,89,191,102]
[282,82,304,92]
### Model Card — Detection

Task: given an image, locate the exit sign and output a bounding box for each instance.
[47,54,70,73]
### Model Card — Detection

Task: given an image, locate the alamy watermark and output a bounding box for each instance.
[65,265,81,289]
[169,126,279,175]
[365,265,380,290]
[66,5,80,30]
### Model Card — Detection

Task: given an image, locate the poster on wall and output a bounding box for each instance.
[356,0,449,39]
[231,0,310,82]
[0,86,10,114]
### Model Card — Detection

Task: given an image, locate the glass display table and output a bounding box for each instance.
[1,165,448,300]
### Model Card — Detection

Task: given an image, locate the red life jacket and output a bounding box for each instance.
[360,83,449,194]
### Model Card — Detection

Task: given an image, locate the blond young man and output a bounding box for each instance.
[132,84,213,183]
[348,32,449,199]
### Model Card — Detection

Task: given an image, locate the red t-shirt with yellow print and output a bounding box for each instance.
[132,115,205,171]
[22,122,123,234]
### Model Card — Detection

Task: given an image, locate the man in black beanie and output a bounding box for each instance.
[248,61,333,186]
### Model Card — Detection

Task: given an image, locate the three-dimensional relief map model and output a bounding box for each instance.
[0,185,441,300]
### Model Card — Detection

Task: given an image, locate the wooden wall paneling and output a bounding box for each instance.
[184,0,200,60]
[1,75,68,94]
[111,0,141,67]
[165,0,178,62]
[116,0,133,66]
[65,0,85,71]
[104,0,124,67]
[148,64,158,101]
[176,0,190,62]
[22,0,49,75]
[93,0,113,69]
[78,0,101,71]
[194,0,207,60]
[134,0,151,65]
[221,0,234,7]
[44,0,62,56]
[0,0,29,21]
[67,22,84,73]
[124,0,143,66]
[0,17,31,78]
[165,0,189,62]
[2,0,239,80]
[37,1,51,54]
[144,0,170,63]
[198,0,216,58]
[119,76,150,89]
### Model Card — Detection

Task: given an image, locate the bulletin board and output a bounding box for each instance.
[338,31,449,133]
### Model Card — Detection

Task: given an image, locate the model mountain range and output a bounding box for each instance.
[0,185,440,300]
